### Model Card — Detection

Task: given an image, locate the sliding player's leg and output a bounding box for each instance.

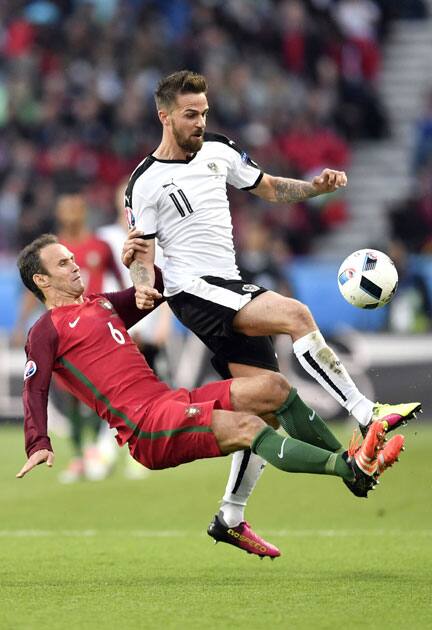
[193,374,376,557]
[211,410,391,505]
[206,362,346,556]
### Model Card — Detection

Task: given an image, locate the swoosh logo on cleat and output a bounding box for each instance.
[69,317,80,328]
[278,437,288,459]
[309,410,315,422]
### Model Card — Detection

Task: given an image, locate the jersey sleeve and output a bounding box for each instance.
[102,265,165,329]
[22,315,58,457]
[126,188,158,240]
[224,139,263,191]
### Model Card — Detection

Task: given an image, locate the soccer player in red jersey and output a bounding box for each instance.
[16,235,405,558]
[12,192,125,483]
[56,191,124,296]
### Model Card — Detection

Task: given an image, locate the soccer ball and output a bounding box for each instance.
[337,249,398,309]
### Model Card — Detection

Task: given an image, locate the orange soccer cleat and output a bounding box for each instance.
[343,421,387,498]
[376,434,405,475]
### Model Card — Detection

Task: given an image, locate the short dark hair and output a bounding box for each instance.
[155,70,207,111]
[17,234,59,303]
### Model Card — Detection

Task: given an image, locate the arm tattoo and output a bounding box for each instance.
[130,259,152,287]
[274,177,317,202]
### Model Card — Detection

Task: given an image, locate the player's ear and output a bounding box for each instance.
[158,109,170,127]
[33,273,50,291]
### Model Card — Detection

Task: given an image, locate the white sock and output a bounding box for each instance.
[219,450,266,527]
[293,330,374,426]
[350,398,375,426]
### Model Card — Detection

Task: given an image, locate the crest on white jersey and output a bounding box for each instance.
[207,162,219,173]
[24,360,37,380]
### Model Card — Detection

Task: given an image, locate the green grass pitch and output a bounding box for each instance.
[1,422,431,630]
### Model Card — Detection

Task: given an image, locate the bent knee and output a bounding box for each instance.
[239,413,266,441]
[261,372,290,407]
[285,298,315,337]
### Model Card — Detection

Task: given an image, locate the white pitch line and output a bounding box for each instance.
[0,529,431,538]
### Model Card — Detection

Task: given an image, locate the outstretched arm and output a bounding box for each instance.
[252,168,347,203]
[19,316,57,477]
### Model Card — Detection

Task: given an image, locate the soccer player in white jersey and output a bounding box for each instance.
[122,70,421,558]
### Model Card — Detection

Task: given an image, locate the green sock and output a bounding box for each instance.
[275,388,343,452]
[251,426,353,480]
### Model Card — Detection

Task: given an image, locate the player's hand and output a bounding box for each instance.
[311,168,347,194]
[135,285,162,310]
[16,449,54,478]
[122,229,150,268]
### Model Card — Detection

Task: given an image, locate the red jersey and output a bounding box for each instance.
[23,271,167,457]
[59,234,123,295]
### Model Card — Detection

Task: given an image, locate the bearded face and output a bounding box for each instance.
[166,92,209,155]
[171,117,205,153]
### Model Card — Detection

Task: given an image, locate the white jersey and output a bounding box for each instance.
[125,133,263,296]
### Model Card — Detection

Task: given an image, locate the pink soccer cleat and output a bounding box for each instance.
[207,515,281,559]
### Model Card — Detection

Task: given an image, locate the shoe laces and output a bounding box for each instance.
[348,429,362,458]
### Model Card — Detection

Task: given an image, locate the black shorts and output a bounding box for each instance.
[168,276,279,379]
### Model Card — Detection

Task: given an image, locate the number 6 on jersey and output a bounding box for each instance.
[108,321,125,345]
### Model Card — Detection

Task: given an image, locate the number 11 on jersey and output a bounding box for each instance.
[169,189,193,217]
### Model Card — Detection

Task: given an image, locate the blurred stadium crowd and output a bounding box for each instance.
[0,0,430,258]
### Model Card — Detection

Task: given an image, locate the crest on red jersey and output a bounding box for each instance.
[98,299,113,310]
[185,406,201,418]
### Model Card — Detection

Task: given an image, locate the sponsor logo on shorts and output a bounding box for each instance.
[242,284,260,292]
[227,529,267,553]
[24,360,37,380]
[185,406,201,418]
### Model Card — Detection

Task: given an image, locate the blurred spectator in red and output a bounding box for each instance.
[279,0,325,79]
[277,111,350,175]
[333,0,382,81]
